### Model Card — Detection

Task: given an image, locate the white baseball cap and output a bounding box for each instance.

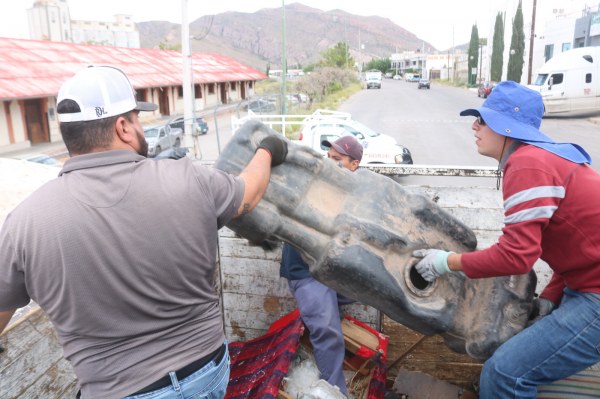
[57,66,158,122]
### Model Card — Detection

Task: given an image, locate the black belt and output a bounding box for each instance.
[132,344,226,396]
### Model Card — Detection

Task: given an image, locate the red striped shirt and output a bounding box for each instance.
[462,144,600,304]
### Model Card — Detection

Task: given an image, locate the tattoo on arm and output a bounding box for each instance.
[238,202,251,216]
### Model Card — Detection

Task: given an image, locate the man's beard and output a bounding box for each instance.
[136,130,149,157]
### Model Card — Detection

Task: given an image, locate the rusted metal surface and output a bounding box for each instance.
[364,164,500,178]
[215,120,536,361]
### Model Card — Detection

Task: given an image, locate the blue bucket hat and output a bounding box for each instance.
[460,81,591,164]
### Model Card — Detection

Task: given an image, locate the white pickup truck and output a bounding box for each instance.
[1,148,592,398]
[232,109,413,165]
[4,126,587,399]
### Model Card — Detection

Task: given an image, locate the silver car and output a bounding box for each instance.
[143,123,183,157]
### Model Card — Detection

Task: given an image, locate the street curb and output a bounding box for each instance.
[589,118,600,125]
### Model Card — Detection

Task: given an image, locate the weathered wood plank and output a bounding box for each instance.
[0,309,76,399]
[219,236,282,260]
[14,360,78,399]
[0,308,50,368]
[220,256,282,276]
[222,291,380,343]
[222,270,291,297]
[383,316,483,389]
[225,326,266,342]
[408,185,503,210]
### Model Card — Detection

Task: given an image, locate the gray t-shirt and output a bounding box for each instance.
[0,150,244,399]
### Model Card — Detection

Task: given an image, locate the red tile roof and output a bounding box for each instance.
[0,37,267,100]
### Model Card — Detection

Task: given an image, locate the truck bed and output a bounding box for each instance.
[0,158,557,397]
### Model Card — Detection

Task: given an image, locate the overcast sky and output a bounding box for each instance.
[0,0,593,50]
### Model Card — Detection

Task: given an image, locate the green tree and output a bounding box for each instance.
[294,67,358,102]
[468,24,480,86]
[320,42,355,68]
[365,58,391,73]
[303,64,317,73]
[158,38,181,51]
[490,12,505,82]
[507,0,525,82]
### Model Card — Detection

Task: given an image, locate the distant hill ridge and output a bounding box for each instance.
[137,2,439,73]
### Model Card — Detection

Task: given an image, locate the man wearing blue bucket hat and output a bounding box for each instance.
[413,81,600,398]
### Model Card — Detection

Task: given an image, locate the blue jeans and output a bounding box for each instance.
[123,344,230,399]
[288,277,354,397]
[479,289,600,399]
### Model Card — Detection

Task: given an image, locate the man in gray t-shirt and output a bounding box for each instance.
[0,66,287,399]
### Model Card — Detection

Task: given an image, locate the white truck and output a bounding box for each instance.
[231,109,413,165]
[2,152,594,399]
[365,69,382,89]
[528,46,600,114]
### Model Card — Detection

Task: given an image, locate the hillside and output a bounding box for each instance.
[137,3,438,73]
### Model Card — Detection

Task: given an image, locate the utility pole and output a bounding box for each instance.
[181,0,193,137]
[452,25,456,82]
[281,0,287,117]
[358,28,362,72]
[447,49,450,81]
[479,43,483,85]
[421,41,425,78]
[344,18,348,68]
[478,38,487,85]
[528,0,537,84]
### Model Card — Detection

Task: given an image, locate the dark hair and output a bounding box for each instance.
[57,99,134,155]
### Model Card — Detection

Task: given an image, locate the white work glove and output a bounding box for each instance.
[412,249,453,282]
[527,297,556,327]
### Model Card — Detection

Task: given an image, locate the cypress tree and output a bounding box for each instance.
[507,0,525,82]
[468,24,479,86]
[491,12,505,82]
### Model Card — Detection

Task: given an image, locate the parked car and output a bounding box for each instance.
[296,110,413,165]
[478,81,496,98]
[11,153,62,167]
[417,79,431,89]
[143,123,183,157]
[245,99,276,113]
[393,74,402,80]
[169,116,209,136]
[408,74,421,82]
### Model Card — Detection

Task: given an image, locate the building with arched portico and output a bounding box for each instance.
[0,37,266,154]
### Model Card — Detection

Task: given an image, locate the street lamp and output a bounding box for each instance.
[469,55,474,88]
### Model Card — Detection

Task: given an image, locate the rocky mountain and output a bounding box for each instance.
[137,2,437,73]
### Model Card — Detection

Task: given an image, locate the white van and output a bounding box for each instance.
[365,69,382,89]
[528,47,600,114]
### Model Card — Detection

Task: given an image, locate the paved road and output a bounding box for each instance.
[338,79,600,187]
[6,81,600,185]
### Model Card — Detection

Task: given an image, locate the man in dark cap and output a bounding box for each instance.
[413,80,600,399]
[279,135,363,396]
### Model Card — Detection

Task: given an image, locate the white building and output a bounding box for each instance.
[27,0,140,48]
[27,0,72,42]
[71,14,140,48]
